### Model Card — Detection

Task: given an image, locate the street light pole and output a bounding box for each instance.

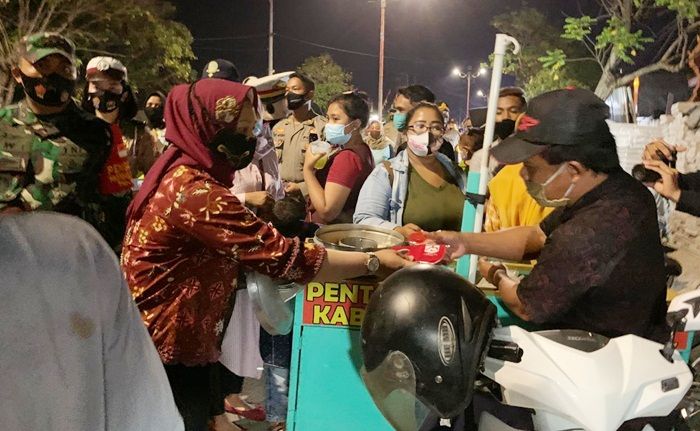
[452,66,486,118]
[466,66,473,115]
[378,0,386,120]
[268,0,274,75]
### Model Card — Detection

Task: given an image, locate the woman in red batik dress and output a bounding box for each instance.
[120,79,412,431]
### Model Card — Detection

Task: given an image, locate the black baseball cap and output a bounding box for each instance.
[491,88,614,164]
[201,59,240,82]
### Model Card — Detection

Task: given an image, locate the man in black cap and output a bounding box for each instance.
[201,59,240,82]
[429,88,668,344]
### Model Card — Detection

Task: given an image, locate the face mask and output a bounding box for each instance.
[494,119,516,140]
[145,106,164,126]
[255,135,267,155]
[325,121,358,146]
[20,71,75,107]
[253,118,264,137]
[525,164,576,208]
[286,92,307,111]
[393,112,407,130]
[208,129,257,170]
[407,131,430,157]
[89,90,124,113]
[369,131,381,140]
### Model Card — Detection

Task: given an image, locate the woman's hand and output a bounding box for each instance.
[394,223,421,240]
[373,248,415,279]
[642,159,682,202]
[424,230,469,260]
[245,191,272,208]
[303,144,324,172]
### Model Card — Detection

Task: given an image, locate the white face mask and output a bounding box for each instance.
[525,163,576,207]
[407,132,430,157]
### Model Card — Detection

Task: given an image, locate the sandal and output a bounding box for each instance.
[224,399,266,422]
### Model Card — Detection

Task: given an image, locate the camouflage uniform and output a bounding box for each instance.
[0,33,119,247]
[0,102,91,210]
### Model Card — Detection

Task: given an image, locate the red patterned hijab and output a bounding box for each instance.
[127,78,258,222]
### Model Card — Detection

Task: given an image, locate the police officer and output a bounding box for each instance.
[272,72,326,197]
[0,33,117,245]
[201,58,240,82]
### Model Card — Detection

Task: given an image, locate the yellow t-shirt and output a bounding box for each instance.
[484,163,554,232]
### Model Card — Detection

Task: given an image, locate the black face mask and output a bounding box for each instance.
[494,119,516,140]
[208,129,257,170]
[89,90,124,113]
[286,92,307,111]
[20,71,75,107]
[145,106,164,127]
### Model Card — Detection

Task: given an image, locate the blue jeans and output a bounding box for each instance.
[264,365,289,423]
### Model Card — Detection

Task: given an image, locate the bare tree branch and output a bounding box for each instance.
[28,0,50,35]
[614,59,685,88]
[37,1,60,33]
[566,57,603,63]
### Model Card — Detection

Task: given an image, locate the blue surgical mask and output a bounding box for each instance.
[325,121,358,146]
[253,118,264,137]
[393,112,407,130]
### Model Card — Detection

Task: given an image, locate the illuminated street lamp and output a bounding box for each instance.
[452,65,487,114]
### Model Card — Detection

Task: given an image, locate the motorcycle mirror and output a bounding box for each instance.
[667,290,700,332]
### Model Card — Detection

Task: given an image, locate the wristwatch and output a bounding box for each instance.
[365,252,380,275]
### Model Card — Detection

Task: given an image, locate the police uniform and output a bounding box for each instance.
[383,119,405,151]
[272,114,326,196]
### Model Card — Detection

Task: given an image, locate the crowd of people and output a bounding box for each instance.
[1,30,699,431]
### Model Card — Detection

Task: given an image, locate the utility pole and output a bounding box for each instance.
[268,0,274,75]
[377,0,386,120]
[452,66,486,118]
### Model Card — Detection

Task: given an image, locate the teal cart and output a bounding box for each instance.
[285,171,528,429]
[286,279,393,430]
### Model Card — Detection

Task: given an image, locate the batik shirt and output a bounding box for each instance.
[0,101,89,210]
[517,169,668,342]
[121,165,326,365]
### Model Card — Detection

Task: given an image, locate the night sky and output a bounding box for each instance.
[172,0,598,119]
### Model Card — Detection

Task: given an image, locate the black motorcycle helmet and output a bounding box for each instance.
[361,265,497,431]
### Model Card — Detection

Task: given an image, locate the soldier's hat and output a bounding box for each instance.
[18,32,76,66]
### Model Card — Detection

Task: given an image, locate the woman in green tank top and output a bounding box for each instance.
[401,103,465,233]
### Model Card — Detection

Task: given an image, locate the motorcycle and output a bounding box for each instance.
[361,265,700,431]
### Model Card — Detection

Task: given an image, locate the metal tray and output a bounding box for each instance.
[314,223,405,252]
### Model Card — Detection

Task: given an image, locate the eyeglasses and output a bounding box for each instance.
[407,123,444,134]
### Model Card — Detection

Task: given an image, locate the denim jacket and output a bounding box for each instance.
[353,149,467,229]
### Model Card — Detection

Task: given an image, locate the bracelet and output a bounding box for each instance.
[492,269,508,289]
[486,263,507,285]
